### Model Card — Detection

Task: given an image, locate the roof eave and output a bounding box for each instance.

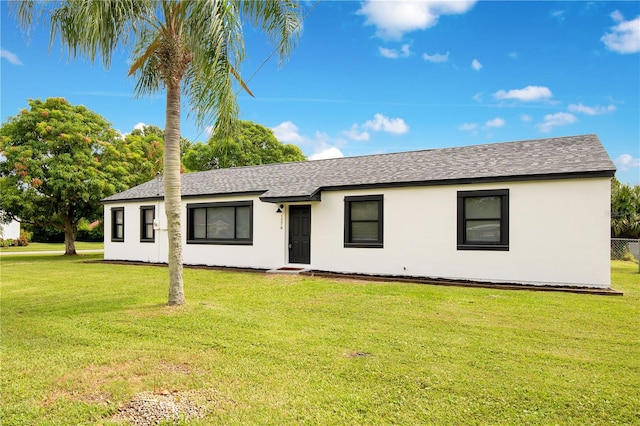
[260,190,322,204]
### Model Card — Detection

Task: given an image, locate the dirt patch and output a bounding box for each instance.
[159,361,191,375]
[345,351,371,358]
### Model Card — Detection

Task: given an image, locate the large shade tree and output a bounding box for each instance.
[0,97,136,255]
[124,125,165,184]
[15,1,302,305]
[183,120,306,171]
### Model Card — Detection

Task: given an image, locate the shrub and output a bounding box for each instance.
[25,224,64,243]
[16,229,31,246]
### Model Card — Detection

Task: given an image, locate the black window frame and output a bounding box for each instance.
[186,201,253,245]
[344,195,384,248]
[457,189,509,251]
[140,206,155,243]
[111,207,124,242]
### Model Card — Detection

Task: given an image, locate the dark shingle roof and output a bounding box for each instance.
[103,134,615,203]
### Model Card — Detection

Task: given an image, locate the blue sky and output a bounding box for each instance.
[1,1,639,184]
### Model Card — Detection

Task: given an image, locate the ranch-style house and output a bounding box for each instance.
[102,134,616,289]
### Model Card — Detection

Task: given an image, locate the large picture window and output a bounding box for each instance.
[344,195,383,248]
[111,207,124,242]
[140,206,155,242]
[187,201,253,244]
[457,189,509,251]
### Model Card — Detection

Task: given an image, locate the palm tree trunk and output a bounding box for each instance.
[164,80,185,306]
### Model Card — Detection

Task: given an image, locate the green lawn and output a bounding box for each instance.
[0,241,104,252]
[1,255,638,425]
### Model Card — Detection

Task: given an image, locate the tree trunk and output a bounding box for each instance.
[164,80,185,306]
[62,215,77,256]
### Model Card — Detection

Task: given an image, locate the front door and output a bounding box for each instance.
[289,205,311,264]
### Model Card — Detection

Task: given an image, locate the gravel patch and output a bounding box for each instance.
[109,390,209,425]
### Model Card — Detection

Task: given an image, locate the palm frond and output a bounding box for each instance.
[129,26,163,98]
[181,0,245,136]
[128,37,161,76]
[239,0,302,66]
[47,0,154,68]
[229,65,255,98]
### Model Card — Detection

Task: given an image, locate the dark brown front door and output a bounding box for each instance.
[289,205,311,264]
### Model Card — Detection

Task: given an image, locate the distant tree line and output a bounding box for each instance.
[611,178,640,239]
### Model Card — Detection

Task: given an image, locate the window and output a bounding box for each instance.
[187,201,253,244]
[111,207,124,242]
[457,189,509,251]
[140,206,155,242]
[344,195,383,248]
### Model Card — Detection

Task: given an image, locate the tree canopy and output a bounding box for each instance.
[0,98,136,254]
[611,178,640,238]
[183,120,306,171]
[123,125,165,184]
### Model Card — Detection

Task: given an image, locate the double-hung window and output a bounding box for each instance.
[187,201,253,244]
[457,189,509,251]
[344,195,383,248]
[111,207,124,242]
[140,206,155,242]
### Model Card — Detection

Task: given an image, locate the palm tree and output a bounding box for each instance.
[611,178,640,239]
[15,0,301,305]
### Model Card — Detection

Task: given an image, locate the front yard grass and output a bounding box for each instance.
[0,241,104,252]
[1,255,638,425]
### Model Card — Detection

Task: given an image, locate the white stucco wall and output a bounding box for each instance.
[104,195,289,269]
[104,176,611,288]
[309,178,611,288]
[103,200,168,263]
[0,218,20,240]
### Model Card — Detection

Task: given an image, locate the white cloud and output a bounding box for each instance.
[272,121,303,143]
[0,49,23,65]
[472,93,483,102]
[568,103,616,116]
[133,122,147,131]
[363,113,409,134]
[537,112,577,132]
[494,85,553,102]
[601,12,640,54]
[309,147,345,161]
[379,47,399,59]
[379,44,411,59]
[357,0,476,40]
[483,117,505,129]
[272,122,345,161]
[615,154,640,171]
[471,59,482,71]
[508,52,518,59]
[611,10,625,23]
[459,123,478,132]
[343,114,409,141]
[520,114,533,122]
[343,124,370,141]
[423,51,449,63]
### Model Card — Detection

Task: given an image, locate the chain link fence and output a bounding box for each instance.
[611,238,640,273]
